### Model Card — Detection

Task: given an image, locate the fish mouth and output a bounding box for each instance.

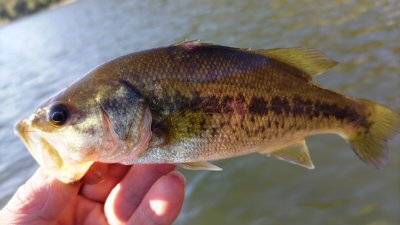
[15,119,93,183]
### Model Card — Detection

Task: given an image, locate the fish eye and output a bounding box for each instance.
[47,104,69,126]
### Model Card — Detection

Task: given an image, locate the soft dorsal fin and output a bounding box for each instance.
[254,48,338,79]
[260,140,315,169]
[178,161,222,171]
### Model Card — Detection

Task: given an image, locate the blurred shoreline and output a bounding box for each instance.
[0,0,77,26]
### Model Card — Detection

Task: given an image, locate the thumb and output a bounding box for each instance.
[0,167,81,224]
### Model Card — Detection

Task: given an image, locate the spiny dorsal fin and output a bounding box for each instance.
[260,140,315,169]
[254,48,338,79]
[172,39,202,47]
[178,161,222,171]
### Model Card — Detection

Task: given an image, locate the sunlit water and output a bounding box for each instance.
[0,0,399,224]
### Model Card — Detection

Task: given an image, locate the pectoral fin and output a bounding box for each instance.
[260,140,314,169]
[178,161,222,171]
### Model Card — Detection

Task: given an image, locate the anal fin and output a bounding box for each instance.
[178,161,222,171]
[260,140,315,169]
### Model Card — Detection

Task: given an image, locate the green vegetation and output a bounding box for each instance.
[0,0,68,24]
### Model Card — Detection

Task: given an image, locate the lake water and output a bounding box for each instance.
[0,0,399,224]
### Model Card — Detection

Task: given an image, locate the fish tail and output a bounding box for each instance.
[347,99,400,168]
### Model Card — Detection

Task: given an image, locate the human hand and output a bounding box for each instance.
[0,163,186,225]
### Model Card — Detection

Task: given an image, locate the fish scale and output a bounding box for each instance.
[15,40,400,183]
[137,81,361,163]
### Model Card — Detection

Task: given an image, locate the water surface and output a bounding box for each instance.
[0,0,399,224]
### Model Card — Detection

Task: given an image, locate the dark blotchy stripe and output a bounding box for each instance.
[312,100,354,120]
[203,95,220,113]
[292,95,369,128]
[175,92,368,130]
[190,91,203,107]
[314,100,343,118]
[270,97,282,115]
[293,96,314,117]
[281,98,290,115]
[271,96,290,115]
[249,97,268,115]
[236,93,246,104]
[221,95,234,113]
[293,96,305,115]
[200,93,248,115]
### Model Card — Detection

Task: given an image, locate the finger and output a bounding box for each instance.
[128,171,186,225]
[81,162,109,185]
[0,168,81,224]
[80,164,130,203]
[107,163,131,179]
[104,164,175,225]
[55,196,109,225]
[73,196,109,225]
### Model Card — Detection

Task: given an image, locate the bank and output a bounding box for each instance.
[0,0,76,25]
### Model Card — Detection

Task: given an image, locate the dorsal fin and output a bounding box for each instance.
[254,48,338,79]
[171,39,202,48]
[260,140,315,169]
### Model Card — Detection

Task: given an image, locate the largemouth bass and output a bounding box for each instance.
[15,40,400,183]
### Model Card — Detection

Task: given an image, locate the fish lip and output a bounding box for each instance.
[15,119,35,153]
[15,118,93,183]
[15,118,62,169]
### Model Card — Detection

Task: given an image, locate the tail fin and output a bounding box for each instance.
[348,99,400,168]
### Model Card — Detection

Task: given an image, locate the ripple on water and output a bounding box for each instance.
[1,0,399,224]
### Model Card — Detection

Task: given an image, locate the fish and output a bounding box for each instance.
[15,40,400,183]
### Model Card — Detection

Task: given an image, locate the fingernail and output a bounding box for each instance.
[169,171,186,185]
